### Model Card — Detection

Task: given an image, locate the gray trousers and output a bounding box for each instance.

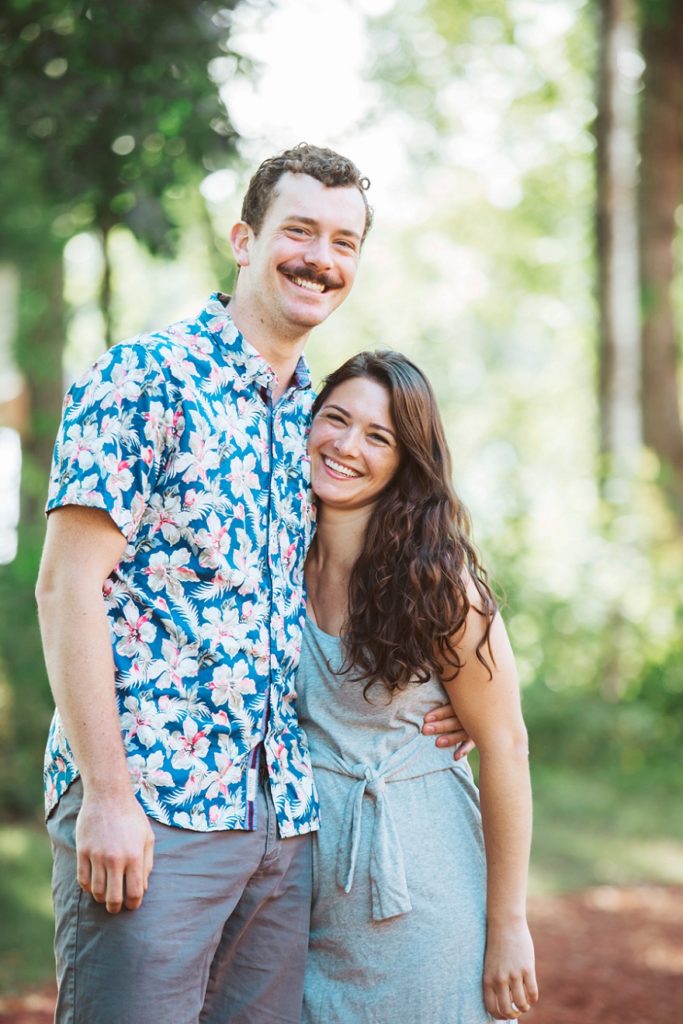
[47,778,313,1024]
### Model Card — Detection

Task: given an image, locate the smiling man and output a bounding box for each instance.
[36,144,465,1024]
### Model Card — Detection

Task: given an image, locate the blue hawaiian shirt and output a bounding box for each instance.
[44,293,320,837]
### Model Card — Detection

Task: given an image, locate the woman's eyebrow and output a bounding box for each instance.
[369,422,397,440]
[324,403,396,440]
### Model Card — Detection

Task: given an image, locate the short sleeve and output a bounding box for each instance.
[46,341,171,542]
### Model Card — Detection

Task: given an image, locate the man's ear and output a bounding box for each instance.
[230,221,252,268]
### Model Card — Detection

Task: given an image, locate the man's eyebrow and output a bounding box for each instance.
[283,215,361,241]
[324,403,397,439]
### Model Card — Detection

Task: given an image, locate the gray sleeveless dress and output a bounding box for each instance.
[298,619,505,1024]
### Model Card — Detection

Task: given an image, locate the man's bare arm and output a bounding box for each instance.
[36,506,154,913]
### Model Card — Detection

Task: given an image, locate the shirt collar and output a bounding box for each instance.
[200,293,312,394]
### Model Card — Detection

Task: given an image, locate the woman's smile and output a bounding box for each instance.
[321,455,362,479]
[308,377,400,510]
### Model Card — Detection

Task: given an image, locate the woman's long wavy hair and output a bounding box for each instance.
[311,350,496,695]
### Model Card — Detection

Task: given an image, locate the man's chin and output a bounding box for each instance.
[284,298,337,329]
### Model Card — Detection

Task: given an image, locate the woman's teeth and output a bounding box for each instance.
[323,457,360,478]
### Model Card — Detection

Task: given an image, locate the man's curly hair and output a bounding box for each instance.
[241,143,373,242]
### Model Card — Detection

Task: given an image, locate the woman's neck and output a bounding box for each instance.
[310,505,371,575]
[306,504,372,633]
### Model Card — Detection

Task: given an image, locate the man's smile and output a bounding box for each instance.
[288,275,326,293]
[279,263,343,294]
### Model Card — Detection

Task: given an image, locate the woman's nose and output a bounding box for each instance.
[333,429,359,456]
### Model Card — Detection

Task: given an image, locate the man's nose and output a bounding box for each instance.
[303,236,333,269]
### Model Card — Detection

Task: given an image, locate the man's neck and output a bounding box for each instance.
[228,294,310,403]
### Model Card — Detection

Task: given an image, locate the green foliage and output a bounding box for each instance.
[0,826,54,991]
[530,764,683,894]
[0,0,241,252]
[639,0,681,29]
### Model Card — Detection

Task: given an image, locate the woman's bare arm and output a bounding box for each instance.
[441,590,538,1020]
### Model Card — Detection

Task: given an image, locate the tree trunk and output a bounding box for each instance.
[639,2,683,511]
[99,224,116,350]
[596,0,642,480]
[13,252,66,567]
[0,250,67,815]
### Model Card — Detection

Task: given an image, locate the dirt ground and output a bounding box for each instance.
[0,885,681,1023]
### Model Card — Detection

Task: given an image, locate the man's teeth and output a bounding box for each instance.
[324,457,360,478]
[291,276,325,293]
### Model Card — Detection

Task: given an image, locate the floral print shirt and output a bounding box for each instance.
[44,293,320,837]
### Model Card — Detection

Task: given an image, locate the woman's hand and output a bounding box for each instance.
[483,920,538,1020]
[421,703,475,759]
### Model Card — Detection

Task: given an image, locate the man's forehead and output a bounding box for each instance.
[269,172,367,233]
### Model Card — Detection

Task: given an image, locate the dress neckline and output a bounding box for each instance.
[306,613,342,643]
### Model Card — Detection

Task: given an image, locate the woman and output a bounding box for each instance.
[298,351,538,1023]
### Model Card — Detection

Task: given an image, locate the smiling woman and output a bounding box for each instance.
[299,350,537,1023]
[308,376,400,510]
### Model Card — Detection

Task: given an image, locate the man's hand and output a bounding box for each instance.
[76,791,155,914]
[422,702,475,760]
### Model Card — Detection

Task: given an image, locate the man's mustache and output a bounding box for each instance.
[279,264,344,291]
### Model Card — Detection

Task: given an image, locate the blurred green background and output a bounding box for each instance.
[1,0,683,993]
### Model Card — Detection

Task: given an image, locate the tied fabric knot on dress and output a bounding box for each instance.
[335,761,412,922]
[311,732,455,921]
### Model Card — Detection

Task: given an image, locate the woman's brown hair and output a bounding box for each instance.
[312,350,496,694]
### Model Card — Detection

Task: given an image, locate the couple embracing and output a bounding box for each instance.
[37,144,538,1023]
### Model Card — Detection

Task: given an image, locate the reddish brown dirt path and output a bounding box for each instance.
[1,886,681,1023]
[527,885,683,1024]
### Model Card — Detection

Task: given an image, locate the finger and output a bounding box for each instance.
[496,980,521,1020]
[90,860,107,904]
[453,739,475,760]
[523,970,539,1006]
[432,716,462,732]
[143,833,155,892]
[423,703,456,723]
[76,850,92,893]
[104,860,124,914]
[510,975,530,1013]
[435,729,467,746]
[483,981,499,1020]
[123,863,145,911]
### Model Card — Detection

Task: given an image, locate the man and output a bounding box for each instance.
[36,143,468,1024]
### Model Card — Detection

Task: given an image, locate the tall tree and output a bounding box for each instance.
[638,0,683,512]
[595,0,642,480]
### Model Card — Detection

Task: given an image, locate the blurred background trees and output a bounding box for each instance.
[0,0,241,812]
[0,0,682,987]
